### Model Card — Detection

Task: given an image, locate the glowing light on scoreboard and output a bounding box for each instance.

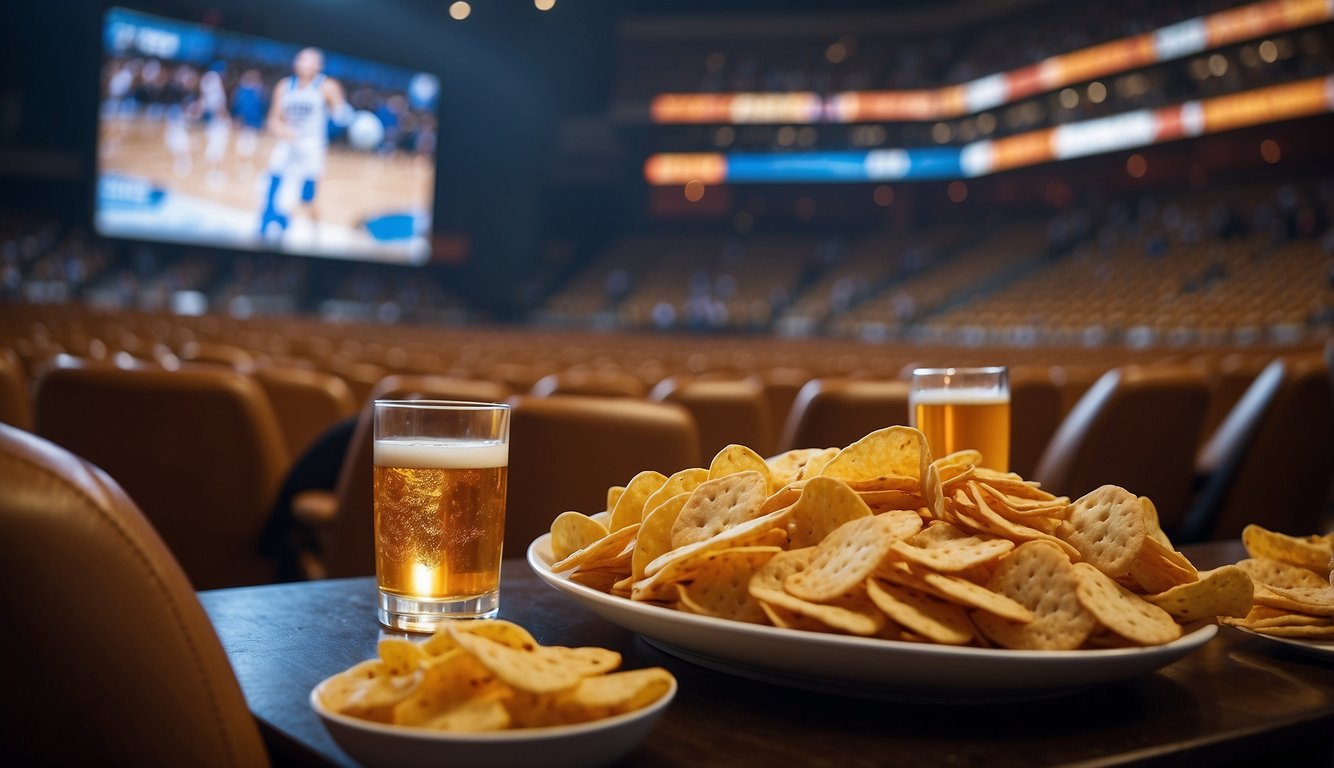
[643,77,1334,184]
[648,0,1334,124]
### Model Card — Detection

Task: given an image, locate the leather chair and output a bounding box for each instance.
[251,364,358,461]
[178,341,257,371]
[1180,353,1334,541]
[753,368,810,457]
[1196,353,1270,447]
[317,375,512,579]
[777,378,910,452]
[529,370,647,398]
[506,395,699,547]
[1009,365,1063,478]
[1050,363,1107,416]
[0,347,31,431]
[34,359,289,589]
[650,376,772,462]
[0,423,268,766]
[1033,364,1210,533]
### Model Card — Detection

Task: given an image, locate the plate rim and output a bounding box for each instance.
[1233,625,1334,659]
[525,531,1218,664]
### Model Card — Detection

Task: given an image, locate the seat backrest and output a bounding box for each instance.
[179,341,256,371]
[506,395,699,547]
[650,376,771,462]
[529,370,647,398]
[0,423,268,767]
[1196,353,1270,447]
[35,360,289,589]
[1033,364,1210,532]
[251,364,358,460]
[1190,353,1334,540]
[778,378,910,452]
[1051,363,1108,415]
[324,375,512,578]
[753,369,810,457]
[1008,365,1063,478]
[0,346,31,431]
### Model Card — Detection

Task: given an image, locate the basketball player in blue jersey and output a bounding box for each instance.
[259,47,349,240]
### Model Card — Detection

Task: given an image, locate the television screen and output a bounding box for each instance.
[96,7,438,264]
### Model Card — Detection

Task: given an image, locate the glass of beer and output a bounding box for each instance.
[373,400,510,632]
[910,367,1010,472]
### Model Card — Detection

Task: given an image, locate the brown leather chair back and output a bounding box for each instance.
[651,376,772,462]
[506,395,699,548]
[778,378,910,452]
[34,360,289,588]
[1051,363,1107,415]
[1197,353,1270,447]
[1033,364,1210,532]
[324,375,512,578]
[529,370,647,398]
[179,341,256,371]
[251,365,358,460]
[1009,365,1063,478]
[0,423,268,766]
[754,369,810,456]
[1187,354,1334,540]
[0,347,31,431]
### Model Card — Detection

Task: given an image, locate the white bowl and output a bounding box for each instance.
[311,672,675,768]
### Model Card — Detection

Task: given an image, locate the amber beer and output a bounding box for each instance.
[912,392,1011,472]
[373,440,508,601]
[373,399,510,632]
[910,367,1010,472]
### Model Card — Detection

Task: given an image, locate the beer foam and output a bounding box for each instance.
[910,388,1009,405]
[374,439,508,469]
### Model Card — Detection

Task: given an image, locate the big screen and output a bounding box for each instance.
[96,8,438,264]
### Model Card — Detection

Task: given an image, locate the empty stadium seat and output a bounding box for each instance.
[251,364,358,460]
[778,378,911,452]
[35,359,289,588]
[650,376,772,462]
[1033,364,1211,532]
[0,423,268,766]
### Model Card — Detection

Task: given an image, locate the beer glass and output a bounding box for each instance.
[909,367,1010,472]
[373,400,510,632]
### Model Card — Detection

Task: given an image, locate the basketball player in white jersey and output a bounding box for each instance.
[260,47,348,240]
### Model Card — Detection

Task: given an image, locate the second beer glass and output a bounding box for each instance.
[910,367,1010,472]
[373,400,510,632]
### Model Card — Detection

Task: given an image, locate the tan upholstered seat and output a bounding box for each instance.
[35,359,289,588]
[318,375,512,579]
[178,340,257,370]
[1183,353,1334,541]
[0,423,268,766]
[1009,365,1063,478]
[1033,364,1211,532]
[506,395,698,547]
[752,369,810,457]
[650,376,771,462]
[529,370,647,398]
[777,378,910,452]
[0,347,31,431]
[251,364,358,460]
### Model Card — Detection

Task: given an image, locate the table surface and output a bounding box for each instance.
[199,541,1334,768]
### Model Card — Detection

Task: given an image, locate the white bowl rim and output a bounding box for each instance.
[310,670,677,743]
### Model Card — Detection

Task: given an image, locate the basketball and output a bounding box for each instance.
[347,110,384,150]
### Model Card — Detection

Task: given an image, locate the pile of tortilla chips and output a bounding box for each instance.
[318,620,673,731]
[1221,525,1334,638]
[549,426,1255,650]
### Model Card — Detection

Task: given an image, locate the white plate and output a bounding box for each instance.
[527,532,1217,701]
[1236,627,1334,662]
[311,672,675,768]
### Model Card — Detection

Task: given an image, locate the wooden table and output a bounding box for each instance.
[199,542,1334,767]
